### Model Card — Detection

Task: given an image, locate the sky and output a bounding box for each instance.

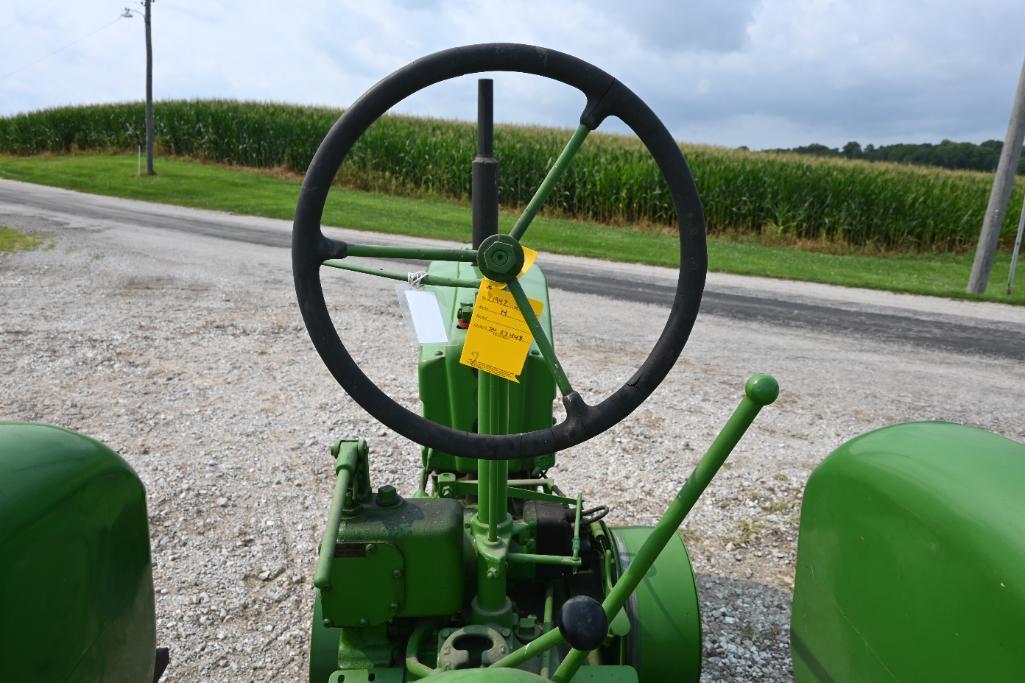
[1,0,1024,150]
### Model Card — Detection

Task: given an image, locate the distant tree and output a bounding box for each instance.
[786,143,838,157]
[769,138,1024,174]
[842,141,862,159]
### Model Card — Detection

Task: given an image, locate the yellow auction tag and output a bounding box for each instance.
[459,279,544,383]
[519,246,538,278]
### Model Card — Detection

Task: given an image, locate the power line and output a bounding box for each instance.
[1,14,127,82]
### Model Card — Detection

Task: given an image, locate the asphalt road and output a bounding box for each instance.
[2,179,1022,360]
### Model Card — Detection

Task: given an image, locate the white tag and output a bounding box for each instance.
[400,289,449,344]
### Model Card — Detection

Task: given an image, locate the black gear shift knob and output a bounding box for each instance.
[558,595,609,651]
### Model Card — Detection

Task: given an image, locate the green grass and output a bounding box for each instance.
[3,100,1024,252]
[0,224,42,253]
[1,153,1022,304]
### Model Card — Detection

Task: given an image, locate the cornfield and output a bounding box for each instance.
[1,99,1021,252]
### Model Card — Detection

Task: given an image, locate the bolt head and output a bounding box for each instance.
[376,484,401,507]
[477,235,525,282]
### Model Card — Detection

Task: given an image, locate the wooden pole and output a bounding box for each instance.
[1007,193,1025,295]
[967,55,1025,293]
[144,0,155,175]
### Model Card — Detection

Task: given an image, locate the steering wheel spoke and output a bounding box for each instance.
[509,124,590,242]
[323,259,481,289]
[506,279,573,397]
[318,235,349,261]
[345,243,478,262]
[561,390,590,424]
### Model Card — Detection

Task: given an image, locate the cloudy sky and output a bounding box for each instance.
[2,0,1024,149]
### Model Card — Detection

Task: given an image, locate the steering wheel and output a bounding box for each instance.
[292,43,707,460]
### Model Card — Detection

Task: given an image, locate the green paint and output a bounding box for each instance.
[417,260,556,475]
[477,234,526,282]
[319,484,465,629]
[405,618,442,680]
[477,372,509,542]
[473,372,514,620]
[609,527,701,682]
[509,125,590,241]
[330,667,404,683]
[336,624,399,673]
[0,423,156,682]
[323,259,481,289]
[571,493,582,563]
[419,666,638,681]
[507,279,571,396]
[549,375,777,681]
[345,243,477,262]
[310,593,341,683]
[446,479,576,505]
[493,375,778,674]
[792,421,1025,682]
[315,441,363,591]
[506,552,582,567]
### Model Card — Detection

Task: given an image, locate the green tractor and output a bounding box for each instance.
[3,43,1024,682]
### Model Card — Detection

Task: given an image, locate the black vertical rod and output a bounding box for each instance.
[472,79,499,249]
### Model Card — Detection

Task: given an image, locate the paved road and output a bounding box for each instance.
[2,179,1022,360]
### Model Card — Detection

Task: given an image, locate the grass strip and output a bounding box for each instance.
[0,153,1022,305]
[0,224,43,253]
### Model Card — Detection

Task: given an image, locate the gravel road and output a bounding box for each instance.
[2,188,1023,681]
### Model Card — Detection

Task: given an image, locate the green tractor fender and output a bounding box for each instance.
[792,421,1025,682]
[0,422,165,682]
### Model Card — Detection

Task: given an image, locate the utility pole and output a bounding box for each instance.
[124,2,155,175]
[144,0,154,175]
[967,55,1025,294]
[1007,193,1025,295]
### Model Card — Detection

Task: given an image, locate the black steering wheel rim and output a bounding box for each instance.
[293,43,707,460]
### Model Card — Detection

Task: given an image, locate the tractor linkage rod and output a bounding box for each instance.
[489,374,780,679]
[313,442,363,590]
[507,552,582,568]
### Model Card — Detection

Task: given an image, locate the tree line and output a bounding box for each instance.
[763,139,1025,174]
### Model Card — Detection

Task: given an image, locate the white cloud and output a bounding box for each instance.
[0,0,1023,148]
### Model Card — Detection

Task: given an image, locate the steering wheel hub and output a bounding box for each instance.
[477,234,525,282]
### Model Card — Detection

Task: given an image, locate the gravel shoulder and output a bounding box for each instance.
[2,202,1023,682]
